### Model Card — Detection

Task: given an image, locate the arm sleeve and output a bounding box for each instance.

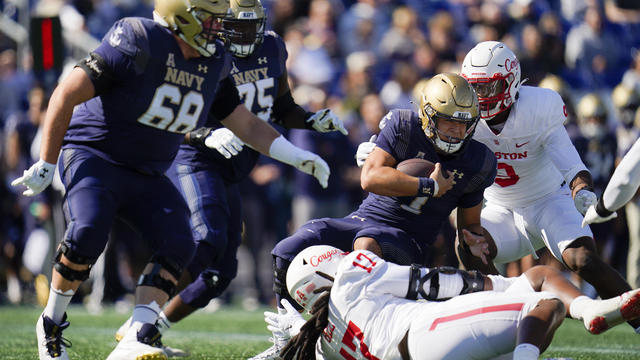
[602,139,640,211]
[544,124,588,183]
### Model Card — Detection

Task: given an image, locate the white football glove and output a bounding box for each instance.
[269,135,330,188]
[264,299,306,340]
[355,135,377,168]
[11,159,56,196]
[307,109,348,135]
[203,128,244,159]
[574,189,597,215]
[582,204,618,227]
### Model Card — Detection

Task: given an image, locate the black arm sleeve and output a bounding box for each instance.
[75,52,114,96]
[210,77,241,120]
[271,90,311,128]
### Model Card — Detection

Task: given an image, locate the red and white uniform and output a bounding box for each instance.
[473,86,592,263]
[316,250,557,360]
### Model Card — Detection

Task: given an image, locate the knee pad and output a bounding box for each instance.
[179,270,232,308]
[137,256,184,298]
[54,242,97,282]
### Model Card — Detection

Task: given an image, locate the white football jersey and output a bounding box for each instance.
[316,250,423,360]
[473,86,587,207]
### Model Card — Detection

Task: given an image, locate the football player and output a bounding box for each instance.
[112,0,347,356]
[250,73,498,359]
[356,41,640,333]
[268,245,640,360]
[11,0,331,359]
[454,40,640,332]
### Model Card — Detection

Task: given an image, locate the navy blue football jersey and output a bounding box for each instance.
[63,17,233,175]
[353,109,497,245]
[173,31,288,183]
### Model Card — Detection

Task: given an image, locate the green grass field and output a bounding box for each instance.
[1,304,639,359]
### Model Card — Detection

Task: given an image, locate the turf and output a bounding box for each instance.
[1,304,639,359]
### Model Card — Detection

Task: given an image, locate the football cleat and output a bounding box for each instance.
[248,335,287,360]
[115,316,188,357]
[107,322,167,360]
[37,312,71,360]
[115,316,132,342]
[583,289,640,334]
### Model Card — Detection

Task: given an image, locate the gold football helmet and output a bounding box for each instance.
[577,93,607,120]
[419,73,480,155]
[154,0,230,57]
[224,0,266,57]
[612,84,639,127]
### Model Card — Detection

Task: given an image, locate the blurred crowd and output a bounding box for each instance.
[2,0,640,310]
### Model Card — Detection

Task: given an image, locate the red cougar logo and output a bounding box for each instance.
[505,58,519,72]
[310,249,341,267]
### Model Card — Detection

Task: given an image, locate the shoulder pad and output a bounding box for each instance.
[517,86,567,131]
[389,109,414,159]
[104,17,150,73]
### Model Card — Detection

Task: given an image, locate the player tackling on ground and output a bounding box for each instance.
[267,245,640,360]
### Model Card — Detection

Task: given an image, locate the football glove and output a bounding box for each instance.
[264,299,306,340]
[11,159,56,196]
[269,135,330,188]
[355,135,377,168]
[582,204,618,227]
[306,109,348,135]
[204,128,244,159]
[574,189,597,215]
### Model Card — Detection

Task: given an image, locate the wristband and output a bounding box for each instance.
[418,177,438,197]
[595,197,614,217]
[268,135,300,166]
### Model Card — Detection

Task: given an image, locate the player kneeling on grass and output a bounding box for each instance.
[264,245,640,360]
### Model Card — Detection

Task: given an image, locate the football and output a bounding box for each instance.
[396,158,435,177]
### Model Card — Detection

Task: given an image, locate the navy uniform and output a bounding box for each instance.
[167,31,289,307]
[271,109,496,304]
[60,17,237,275]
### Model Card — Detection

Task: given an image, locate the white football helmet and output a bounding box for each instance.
[224,0,266,57]
[461,41,521,120]
[286,245,346,312]
[154,0,230,57]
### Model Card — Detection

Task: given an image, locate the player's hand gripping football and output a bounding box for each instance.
[204,128,244,159]
[582,204,617,227]
[264,299,306,340]
[461,229,490,264]
[11,159,56,196]
[306,109,348,135]
[431,163,454,198]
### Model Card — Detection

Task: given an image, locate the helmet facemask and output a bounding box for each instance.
[467,73,514,119]
[421,102,479,154]
[224,0,266,57]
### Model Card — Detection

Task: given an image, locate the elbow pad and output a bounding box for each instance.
[407,265,485,301]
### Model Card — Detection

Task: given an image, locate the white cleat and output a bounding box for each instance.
[115,316,133,342]
[36,312,70,360]
[248,335,287,360]
[583,288,640,334]
[107,322,167,360]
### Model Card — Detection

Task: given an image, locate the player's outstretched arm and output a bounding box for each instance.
[221,105,330,188]
[12,68,95,196]
[583,138,640,226]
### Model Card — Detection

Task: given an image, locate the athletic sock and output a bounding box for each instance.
[43,287,74,324]
[132,301,161,326]
[156,311,172,334]
[513,343,540,360]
